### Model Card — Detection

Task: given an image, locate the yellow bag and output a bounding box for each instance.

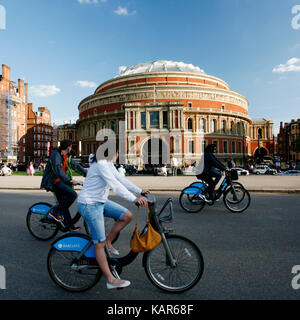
[131,204,162,253]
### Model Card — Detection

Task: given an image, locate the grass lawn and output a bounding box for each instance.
[12,170,82,176]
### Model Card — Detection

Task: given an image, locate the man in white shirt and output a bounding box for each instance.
[170,155,178,176]
[117,165,126,176]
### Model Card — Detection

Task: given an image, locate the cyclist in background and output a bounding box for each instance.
[77,151,149,289]
[197,144,227,202]
[40,140,87,231]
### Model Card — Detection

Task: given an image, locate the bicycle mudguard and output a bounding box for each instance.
[189,182,206,190]
[51,232,96,258]
[181,186,202,195]
[29,202,52,215]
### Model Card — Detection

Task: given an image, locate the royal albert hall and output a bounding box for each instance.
[76,60,273,167]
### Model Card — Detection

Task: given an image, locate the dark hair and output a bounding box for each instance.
[205,144,216,153]
[59,140,72,151]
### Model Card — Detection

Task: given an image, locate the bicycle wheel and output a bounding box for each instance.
[26,210,59,241]
[144,234,204,293]
[179,187,205,213]
[223,185,251,213]
[47,246,102,292]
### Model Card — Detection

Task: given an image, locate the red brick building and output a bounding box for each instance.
[76,60,275,166]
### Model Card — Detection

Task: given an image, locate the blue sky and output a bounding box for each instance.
[0,0,300,133]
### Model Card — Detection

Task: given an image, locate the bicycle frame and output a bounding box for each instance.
[50,194,177,272]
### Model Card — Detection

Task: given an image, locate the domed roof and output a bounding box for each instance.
[117,60,205,77]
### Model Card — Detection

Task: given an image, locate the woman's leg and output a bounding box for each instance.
[103,200,133,251]
[106,210,133,250]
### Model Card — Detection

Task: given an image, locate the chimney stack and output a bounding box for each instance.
[18,79,24,99]
[2,64,11,81]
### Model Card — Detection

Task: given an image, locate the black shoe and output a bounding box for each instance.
[48,209,64,223]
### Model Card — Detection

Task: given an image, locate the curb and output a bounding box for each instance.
[0,188,300,194]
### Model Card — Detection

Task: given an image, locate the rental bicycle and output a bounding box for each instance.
[26,182,91,241]
[179,169,251,213]
[47,194,204,293]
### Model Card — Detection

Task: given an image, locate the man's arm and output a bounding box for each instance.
[70,158,88,177]
[209,154,226,171]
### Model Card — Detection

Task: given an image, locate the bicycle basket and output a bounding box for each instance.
[230,169,239,180]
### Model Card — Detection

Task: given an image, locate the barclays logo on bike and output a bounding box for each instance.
[58,243,81,249]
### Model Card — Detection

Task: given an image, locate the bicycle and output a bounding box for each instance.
[179,169,251,213]
[47,194,204,293]
[26,182,91,241]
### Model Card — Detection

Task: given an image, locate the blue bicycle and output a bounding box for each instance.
[26,182,90,240]
[47,194,204,293]
[179,170,251,213]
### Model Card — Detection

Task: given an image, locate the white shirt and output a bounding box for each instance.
[77,160,142,204]
[171,157,178,167]
[118,166,126,176]
[2,166,12,175]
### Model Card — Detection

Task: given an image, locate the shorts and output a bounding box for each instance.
[77,200,128,244]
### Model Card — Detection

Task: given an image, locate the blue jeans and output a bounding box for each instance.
[78,200,127,243]
[52,181,77,227]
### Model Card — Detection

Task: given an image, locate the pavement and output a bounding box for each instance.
[0,174,300,193]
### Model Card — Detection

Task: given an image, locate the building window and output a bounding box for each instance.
[232,141,236,153]
[238,141,242,153]
[174,110,178,128]
[211,119,217,133]
[200,118,205,133]
[188,140,194,154]
[187,118,193,132]
[111,121,115,132]
[222,120,226,133]
[141,112,146,129]
[223,141,228,153]
[150,111,159,128]
[230,121,235,134]
[213,140,218,153]
[188,102,192,109]
[163,111,168,128]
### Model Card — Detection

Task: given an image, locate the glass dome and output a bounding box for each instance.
[116,60,205,77]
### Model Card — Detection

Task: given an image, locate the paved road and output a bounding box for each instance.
[1,190,300,301]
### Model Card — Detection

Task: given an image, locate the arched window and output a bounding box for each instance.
[222,120,226,133]
[111,121,115,132]
[230,121,235,134]
[187,118,193,132]
[211,119,217,133]
[200,118,205,133]
[236,122,241,135]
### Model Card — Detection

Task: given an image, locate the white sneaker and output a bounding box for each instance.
[106,280,131,290]
[198,194,213,204]
[108,248,120,256]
